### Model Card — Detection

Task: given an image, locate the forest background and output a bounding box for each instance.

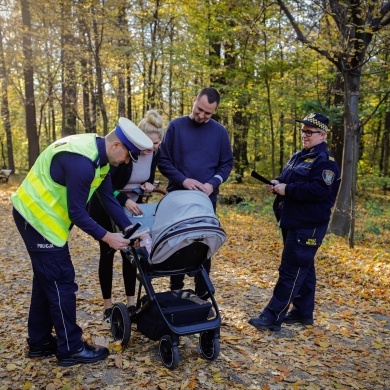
[0,0,390,244]
[0,1,389,389]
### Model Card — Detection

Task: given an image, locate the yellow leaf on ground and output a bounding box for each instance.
[372,343,386,349]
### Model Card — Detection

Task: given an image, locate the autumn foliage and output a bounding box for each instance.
[0,178,389,389]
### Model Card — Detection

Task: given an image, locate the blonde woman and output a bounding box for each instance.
[89,110,164,322]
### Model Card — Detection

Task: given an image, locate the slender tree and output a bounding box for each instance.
[20,0,39,167]
[0,25,14,171]
[60,1,77,136]
[116,4,127,119]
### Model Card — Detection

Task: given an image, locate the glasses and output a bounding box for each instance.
[301,129,322,137]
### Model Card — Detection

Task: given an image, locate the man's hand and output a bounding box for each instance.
[125,199,143,216]
[203,182,214,196]
[101,232,130,251]
[183,178,206,192]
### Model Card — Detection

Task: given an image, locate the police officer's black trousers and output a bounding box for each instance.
[13,208,83,357]
[262,225,327,323]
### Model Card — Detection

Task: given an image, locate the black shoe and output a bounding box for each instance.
[248,314,281,331]
[283,311,313,325]
[27,337,58,358]
[103,308,112,323]
[57,342,109,367]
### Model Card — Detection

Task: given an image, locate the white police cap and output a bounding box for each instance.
[115,117,153,157]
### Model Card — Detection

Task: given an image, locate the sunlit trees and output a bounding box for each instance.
[0,0,388,217]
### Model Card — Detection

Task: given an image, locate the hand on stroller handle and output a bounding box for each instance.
[123,222,142,239]
[107,223,142,255]
[124,224,151,251]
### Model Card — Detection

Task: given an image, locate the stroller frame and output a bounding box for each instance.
[111,242,221,369]
[110,190,225,369]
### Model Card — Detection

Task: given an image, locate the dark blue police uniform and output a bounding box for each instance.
[262,142,340,325]
[12,138,131,360]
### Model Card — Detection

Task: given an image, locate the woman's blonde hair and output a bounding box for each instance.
[138,110,164,140]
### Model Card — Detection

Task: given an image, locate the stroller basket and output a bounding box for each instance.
[137,289,212,341]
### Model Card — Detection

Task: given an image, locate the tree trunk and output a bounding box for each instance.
[61,1,77,137]
[20,0,39,168]
[264,77,275,177]
[126,68,133,121]
[330,73,344,167]
[381,109,390,192]
[328,72,362,246]
[117,5,127,118]
[92,13,108,134]
[80,58,92,133]
[232,109,250,176]
[0,26,14,171]
[146,0,159,109]
[276,0,389,248]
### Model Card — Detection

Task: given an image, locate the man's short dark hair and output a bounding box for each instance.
[197,87,220,107]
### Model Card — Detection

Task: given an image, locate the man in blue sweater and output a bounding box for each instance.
[158,87,233,297]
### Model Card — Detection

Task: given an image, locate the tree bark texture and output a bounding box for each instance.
[20,0,39,168]
[0,26,14,171]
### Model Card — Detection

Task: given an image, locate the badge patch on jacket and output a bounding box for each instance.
[322,170,335,185]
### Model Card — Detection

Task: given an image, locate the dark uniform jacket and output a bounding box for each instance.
[274,142,340,230]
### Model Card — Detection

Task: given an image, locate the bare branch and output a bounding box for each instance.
[276,0,340,68]
[360,90,390,128]
[371,2,390,30]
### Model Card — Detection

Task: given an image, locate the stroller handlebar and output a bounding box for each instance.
[124,222,142,239]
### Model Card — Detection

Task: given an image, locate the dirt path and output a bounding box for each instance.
[0,184,389,389]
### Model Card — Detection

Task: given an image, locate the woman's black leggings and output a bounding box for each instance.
[98,240,136,299]
[89,194,136,300]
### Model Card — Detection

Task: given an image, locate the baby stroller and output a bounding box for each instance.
[110,190,226,369]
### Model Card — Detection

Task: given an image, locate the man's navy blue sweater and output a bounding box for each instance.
[158,116,233,203]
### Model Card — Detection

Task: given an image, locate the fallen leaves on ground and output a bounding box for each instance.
[0,182,389,389]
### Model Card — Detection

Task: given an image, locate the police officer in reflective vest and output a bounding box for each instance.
[11,118,152,365]
[249,112,341,331]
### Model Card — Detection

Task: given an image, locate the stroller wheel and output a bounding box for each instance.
[159,335,179,370]
[111,302,131,347]
[199,331,220,361]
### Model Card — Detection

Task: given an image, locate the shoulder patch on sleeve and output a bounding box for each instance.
[328,156,335,161]
[322,170,335,185]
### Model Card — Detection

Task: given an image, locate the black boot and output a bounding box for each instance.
[57,341,109,367]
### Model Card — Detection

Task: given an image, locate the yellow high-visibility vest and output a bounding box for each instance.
[11,134,109,247]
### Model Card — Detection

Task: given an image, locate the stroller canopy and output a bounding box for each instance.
[150,190,226,264]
